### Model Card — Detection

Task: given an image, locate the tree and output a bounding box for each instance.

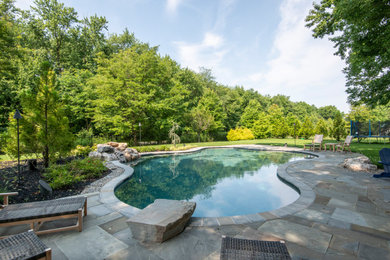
[190,107,214,142]
[0,0,20,128]
[315,118,328,137]
[318,105,340,120]
[6,68,73,167]
[300,116,315,139]
[252,113,271,139]
[332,111,346,141]
[306,0,390,106]
[239,99,263,129]
[268,104,289,138]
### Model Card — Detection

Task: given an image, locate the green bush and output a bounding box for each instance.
[75,128,93,146]
[44,157,106,189]
[226,128,255,141]
[71,145,94,157]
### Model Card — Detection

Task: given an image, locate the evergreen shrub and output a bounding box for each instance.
[226,128,255,141]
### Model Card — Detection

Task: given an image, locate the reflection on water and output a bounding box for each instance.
[115,148,305,217]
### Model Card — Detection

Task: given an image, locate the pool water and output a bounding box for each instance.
[115,148,306,217]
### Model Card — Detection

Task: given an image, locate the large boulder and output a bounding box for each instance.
[101,152,118,161]
[97,144,114,153]
[127,199,196,243]
[88,151,102,160]
[343,156,377,172]
[117,142,128,151]
[107,142,119,147]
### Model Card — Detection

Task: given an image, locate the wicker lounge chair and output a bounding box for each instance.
[220,236,291,260]
[0,193,87,238]
[304,134,323,151]
[336,135,353,152]
[373,148,390,178]
[0,230,51,260]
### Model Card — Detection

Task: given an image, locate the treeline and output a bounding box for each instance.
[1,0,389,165]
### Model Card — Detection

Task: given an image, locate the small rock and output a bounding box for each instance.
[101,152,118,161]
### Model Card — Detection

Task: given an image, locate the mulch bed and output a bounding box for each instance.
[0,158,111,204]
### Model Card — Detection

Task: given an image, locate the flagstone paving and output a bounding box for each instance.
[1,145,390,259]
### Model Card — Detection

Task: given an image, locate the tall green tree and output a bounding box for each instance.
[315,118,329,137]
[300,116,315,139]
[190,107,214,142]
[6,68,73,167]
[0,0,20,128]
[332,111,346,141]
[239,99,262,129]
[306,0,390,106]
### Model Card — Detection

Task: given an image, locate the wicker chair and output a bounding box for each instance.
[0,193,87,238]
[0,230,51,260]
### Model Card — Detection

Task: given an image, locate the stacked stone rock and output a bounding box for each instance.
[89,142,140,163]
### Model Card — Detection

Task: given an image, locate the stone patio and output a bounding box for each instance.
[1,145,390,259]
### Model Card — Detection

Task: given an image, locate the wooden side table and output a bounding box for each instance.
[325,143,338,152]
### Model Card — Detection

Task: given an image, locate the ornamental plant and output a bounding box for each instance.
[226,127,255,141]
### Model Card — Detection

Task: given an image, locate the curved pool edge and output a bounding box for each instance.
[99,145,318,226]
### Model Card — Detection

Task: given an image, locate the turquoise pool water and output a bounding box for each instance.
[115,148,307,217]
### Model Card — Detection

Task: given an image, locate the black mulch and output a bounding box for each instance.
[0,159,111,204]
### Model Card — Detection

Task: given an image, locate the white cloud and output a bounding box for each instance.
[166,0,182,14]
[251,0,349,112]
[174,32,228,71]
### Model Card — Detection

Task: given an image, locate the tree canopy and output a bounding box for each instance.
[306,0,390,106]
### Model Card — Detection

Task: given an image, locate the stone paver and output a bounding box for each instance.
[1,145,390,259]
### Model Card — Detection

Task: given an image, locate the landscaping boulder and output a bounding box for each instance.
[117,142,128,151]
[88,151,102,160]
[127,199,196,243]
[97,144,114,153]
[90,142,140,162]
[107,142,119,147]
[343,156,377,172]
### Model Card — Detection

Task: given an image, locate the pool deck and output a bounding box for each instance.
[2,145,390,259]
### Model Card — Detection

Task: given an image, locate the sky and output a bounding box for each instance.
[15,0,350,112]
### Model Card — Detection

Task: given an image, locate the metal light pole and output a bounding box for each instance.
[139,122,142,146]
[13,109,22,177]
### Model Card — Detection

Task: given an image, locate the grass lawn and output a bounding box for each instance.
[133,138,388,168]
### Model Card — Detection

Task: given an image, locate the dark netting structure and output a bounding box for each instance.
[351,121,390,140]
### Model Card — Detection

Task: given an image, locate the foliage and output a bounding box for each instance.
[190,106,214,142]
[44,157,106,189]
[300,116,315,139]
[332,112,346,141]
[226,128,254,141]
[71,145,94,157]
[5,69,73,167]
[252,113,271,139]
[75,128,93,146]
[315,118,329,137]
[306,0,390,106]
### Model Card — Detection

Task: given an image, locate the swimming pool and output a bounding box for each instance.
[115,148,308,217]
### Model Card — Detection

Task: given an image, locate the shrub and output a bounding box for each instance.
[71,145,94,157]
[44,157,106,189]
[75,128,93,146]
[226,128,255,141]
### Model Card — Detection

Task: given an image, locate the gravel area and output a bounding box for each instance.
[81,161,125,194]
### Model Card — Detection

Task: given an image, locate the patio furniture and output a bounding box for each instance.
[0,230,51,260]
[220,236,291,260]
[336,135,353,152]
[304,134,323,151]
[373,148,390,178]
[324,143,338,152]
[0,193,87,238]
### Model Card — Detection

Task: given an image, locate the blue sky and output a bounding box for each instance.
[15,0,349,112]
